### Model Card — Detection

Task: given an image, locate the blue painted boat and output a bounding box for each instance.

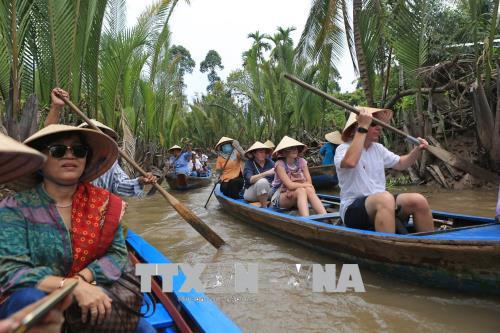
[166,170,212,191]
[309,164,338,189]
[214,186,500,296]
[126,230,241,333]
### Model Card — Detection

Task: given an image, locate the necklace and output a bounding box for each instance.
[42,184,73,208]
[55,202,72,208]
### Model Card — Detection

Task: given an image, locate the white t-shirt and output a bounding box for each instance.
[334,142,400,221]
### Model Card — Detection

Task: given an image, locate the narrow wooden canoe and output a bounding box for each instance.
[126,230,241,332]
[308,164,337,189]
[214,186,500,296]
[165,171,212,191]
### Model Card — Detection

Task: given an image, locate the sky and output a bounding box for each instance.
[126,0,357,101]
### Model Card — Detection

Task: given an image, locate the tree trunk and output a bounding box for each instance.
[470,80,494,152]
[353,0,374,106]
[491,61,500,171]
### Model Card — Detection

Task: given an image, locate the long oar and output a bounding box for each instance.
[284,74,500,184]
[59,95,227,249]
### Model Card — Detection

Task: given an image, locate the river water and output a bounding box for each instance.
[124,183,500,333]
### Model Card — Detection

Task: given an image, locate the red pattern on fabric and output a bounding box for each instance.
[68,183,122,276]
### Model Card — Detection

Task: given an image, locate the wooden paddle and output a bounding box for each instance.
[284,73,500,184]
[59,95,227,249]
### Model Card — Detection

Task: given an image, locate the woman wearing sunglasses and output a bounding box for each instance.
[270,136,327,217]
[0,125,154,332]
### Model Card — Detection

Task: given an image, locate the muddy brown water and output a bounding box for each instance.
[124,183,500,333]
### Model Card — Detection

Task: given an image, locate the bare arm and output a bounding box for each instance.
[275,164,312,190]
[340,110,372,169]
[44,88,68,126]
[393,138,428,171]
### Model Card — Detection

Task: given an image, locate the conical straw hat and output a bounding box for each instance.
[245,141,271,159]
[78,119,118,140]
[324,131,343,145]
[215,136,234,150]
[0,133,46,184]
[24,124,118,182]
[341,107,393,142]
[272,136,306,158]
[263,140,275,149]
[168,145,182,152]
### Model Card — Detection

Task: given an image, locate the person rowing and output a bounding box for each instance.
[166,144,193,176]
[45,88,157,197]
[334,107,434,233]
[215,136,247,199]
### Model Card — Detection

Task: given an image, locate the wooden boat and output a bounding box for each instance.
[308,164,337,189]
[165,171,212,191]
[214,186,500,296]
[126,230,241,332]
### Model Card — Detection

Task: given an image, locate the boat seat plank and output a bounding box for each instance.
[421,223,500,240]
[307,212,341,220]
[141,303,174,329]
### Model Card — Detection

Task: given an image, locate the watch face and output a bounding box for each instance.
[357,127,368,133]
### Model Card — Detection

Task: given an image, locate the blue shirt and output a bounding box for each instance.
[169,151,193,175]
[92,160,144,197]
[243,158,275,189]
[319,143,338,165]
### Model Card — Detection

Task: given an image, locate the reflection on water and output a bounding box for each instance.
[124,184,500,332]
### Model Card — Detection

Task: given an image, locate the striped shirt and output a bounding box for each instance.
[92,160,144,197]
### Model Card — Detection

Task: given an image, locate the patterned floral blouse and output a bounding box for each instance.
[0,184,128,296]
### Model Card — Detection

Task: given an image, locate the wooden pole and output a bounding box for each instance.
[284,73,500,184]
[60,95,227,249]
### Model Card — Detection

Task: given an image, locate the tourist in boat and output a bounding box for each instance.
[334,107,434,233]
[0,125,154,332]
[320,131,343,165]
[215,136,246,199]
[270,136,327,216]
[0,133,72,332]
[264,140,275,159]
[190,152,204,176]
[243,141,275,207]
[167,144,193,176]
[45,88,157,197]
[319,130,343,185]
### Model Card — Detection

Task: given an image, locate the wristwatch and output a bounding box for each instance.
[357,127,368,134]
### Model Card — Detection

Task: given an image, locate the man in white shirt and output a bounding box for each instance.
[334,107,434,233]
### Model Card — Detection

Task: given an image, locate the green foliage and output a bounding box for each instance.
[200,50,223,92]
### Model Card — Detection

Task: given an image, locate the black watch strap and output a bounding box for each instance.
[357,127,368,134]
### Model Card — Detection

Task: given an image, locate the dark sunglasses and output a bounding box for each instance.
[370,122,379,127]
[47,144,89,158]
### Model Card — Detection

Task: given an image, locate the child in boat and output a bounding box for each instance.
[215,136,247,199]
[243,141,275,207]
[270,136,327,217]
